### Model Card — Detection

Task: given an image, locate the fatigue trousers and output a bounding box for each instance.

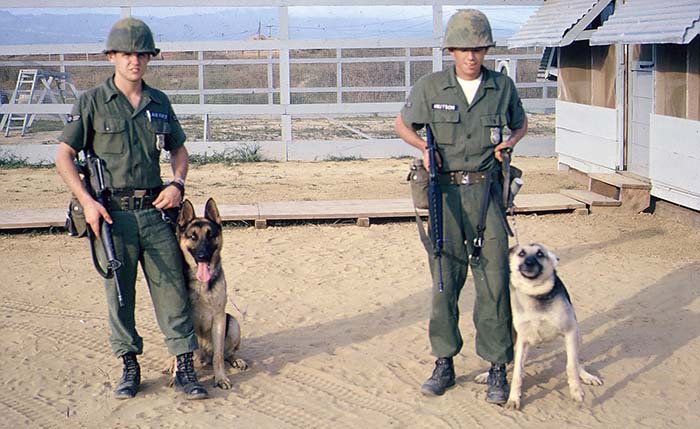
[96,208,198,358]
[427,181,513,365]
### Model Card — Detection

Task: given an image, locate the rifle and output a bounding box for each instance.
[425,125,445,292]
[501,147,512,209]
[493,130,523,245]
[81,150,125,307]
[500,145,524,215]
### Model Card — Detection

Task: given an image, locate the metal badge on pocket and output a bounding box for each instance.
[156,134,165,151]
[490,127,502,145]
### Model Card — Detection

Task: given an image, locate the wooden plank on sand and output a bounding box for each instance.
[257,199,420,220]
[513,193,586,212]
[0,208,66,229]
[560,189,621,207]
[589,173,650,190]
[211,204,259,221]
[0,195,589,231]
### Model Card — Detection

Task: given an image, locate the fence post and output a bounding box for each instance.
[279,6,291,160]
[337,48,342,104]
[267,50,274,105]
[432,5,443,72]
[198,50,206,141]
[404,47,411,99]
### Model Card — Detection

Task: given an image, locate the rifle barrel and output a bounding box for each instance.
[425,125,444,292]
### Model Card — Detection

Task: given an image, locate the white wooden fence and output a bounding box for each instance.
[0,1,553,161]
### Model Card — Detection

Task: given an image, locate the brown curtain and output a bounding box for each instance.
[591,45,616,108]
[558,41,615,108]
[656,43,687,119]
[559,41,592,105]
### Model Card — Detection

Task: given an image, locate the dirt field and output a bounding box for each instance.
[0,157,699,428]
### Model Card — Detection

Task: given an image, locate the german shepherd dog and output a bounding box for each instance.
[165,198,247,389]
[504,243,603,409]
[474,243,603,409]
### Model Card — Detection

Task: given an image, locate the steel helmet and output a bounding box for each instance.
[442,9,495,49]
[104,17,160,56]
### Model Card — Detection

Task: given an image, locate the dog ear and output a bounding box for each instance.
[547,250,560,266]
[178,199,195,230]
[204,198,222,226]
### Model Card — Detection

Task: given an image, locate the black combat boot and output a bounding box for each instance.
[420,357,456,396]
[114,352,140,399]
[486,363,509,404]
[174,352,209,400]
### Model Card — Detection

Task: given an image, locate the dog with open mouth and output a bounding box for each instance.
[164,198,247,389]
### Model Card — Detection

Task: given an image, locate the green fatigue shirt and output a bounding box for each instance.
[59,75,186,190]
[400,66,525,172]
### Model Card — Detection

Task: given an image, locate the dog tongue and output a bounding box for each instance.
[196,262,211,283]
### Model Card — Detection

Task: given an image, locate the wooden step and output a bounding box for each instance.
[560,189,621,210]
[589,173,650,190]
[588,173,651,213]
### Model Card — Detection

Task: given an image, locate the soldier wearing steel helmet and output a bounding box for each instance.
[56,17,208,400]
[395,9,528,404]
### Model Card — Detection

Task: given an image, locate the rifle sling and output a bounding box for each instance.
[416,172,515,268]
[414,210,470,267]
[87,227,114,280]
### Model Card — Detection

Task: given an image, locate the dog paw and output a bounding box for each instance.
[570,386,585,402]
[229,358,249,371]
[580,370,603,386]
[473,371,489,384]
[215,376,233,390]
[162,357,176,375]
[505,398,521,410]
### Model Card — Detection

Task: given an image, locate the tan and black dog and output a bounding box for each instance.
[165,198,247,389]
[504,243,603,409]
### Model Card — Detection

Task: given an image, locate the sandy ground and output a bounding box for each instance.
[1,157,699,428]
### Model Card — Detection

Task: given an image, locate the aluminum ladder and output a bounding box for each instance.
[1,69,79,137]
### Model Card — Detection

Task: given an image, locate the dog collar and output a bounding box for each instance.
[532,275,565,302]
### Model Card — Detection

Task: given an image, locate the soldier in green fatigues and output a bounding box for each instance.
[56,17,208,400]
[395,9,528,404]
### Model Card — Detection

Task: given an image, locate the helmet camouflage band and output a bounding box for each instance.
[104,17,160,56]
[442,9,495,49]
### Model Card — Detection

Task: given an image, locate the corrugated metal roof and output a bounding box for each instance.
[508,0,603,48]
[590,0,700,45]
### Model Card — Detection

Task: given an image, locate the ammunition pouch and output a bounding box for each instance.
[407,158,429,209]
[65,197,87,238]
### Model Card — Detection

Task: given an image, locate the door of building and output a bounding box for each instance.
[626,45,654,177]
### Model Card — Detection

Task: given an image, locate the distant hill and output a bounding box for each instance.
[0,9,525,45]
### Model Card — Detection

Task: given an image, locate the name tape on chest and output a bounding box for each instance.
[431,103,458,111]
[148,111,169,121]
